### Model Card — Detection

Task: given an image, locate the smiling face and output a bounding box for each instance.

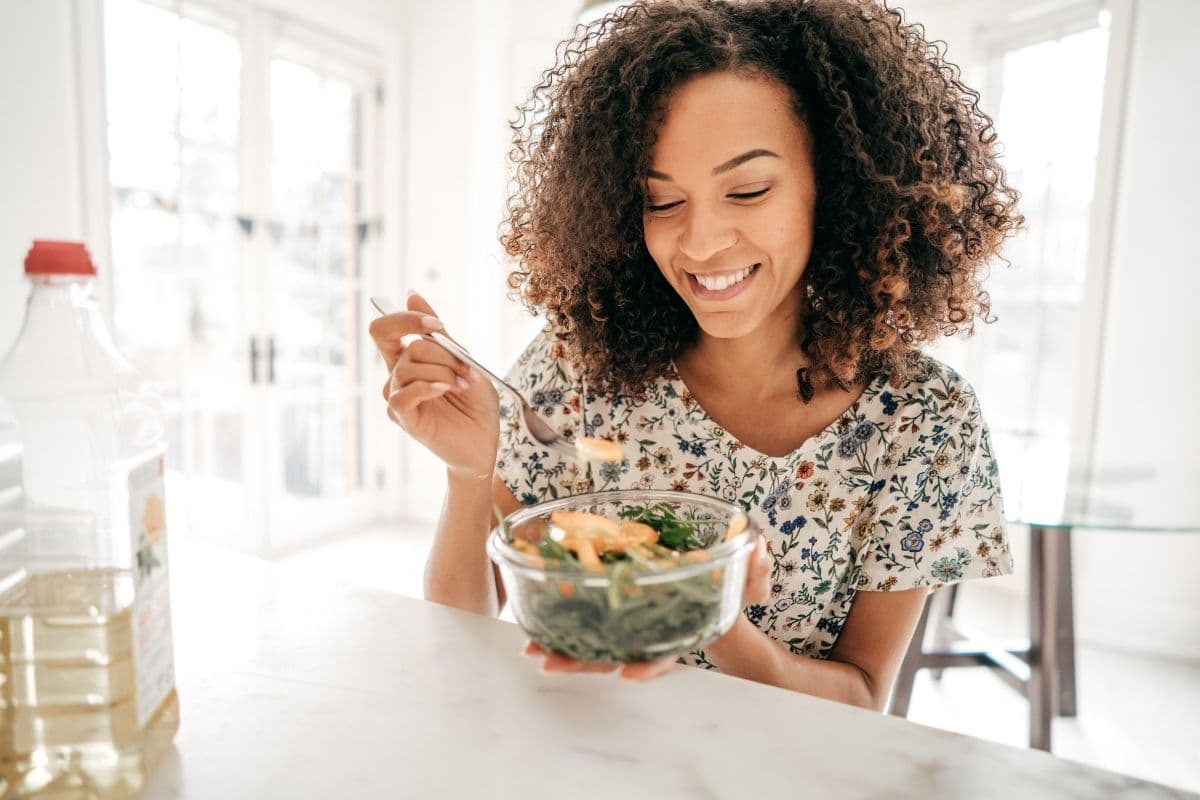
[642,70,818,342]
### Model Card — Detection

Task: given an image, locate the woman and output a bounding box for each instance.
[369,0,1022,709]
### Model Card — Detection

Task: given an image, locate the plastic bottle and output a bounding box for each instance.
[0,394,22,579]
[0,240,178,798]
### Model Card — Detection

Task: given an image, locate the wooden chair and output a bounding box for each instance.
[887,528,1077,751]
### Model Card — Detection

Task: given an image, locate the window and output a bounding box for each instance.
[105,0,244,534]
[102,0,383,552]
[961,9,1111,515]
[268,55,369,500]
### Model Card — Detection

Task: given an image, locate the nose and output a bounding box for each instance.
[677,203,737,263]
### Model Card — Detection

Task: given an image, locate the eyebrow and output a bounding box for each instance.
[645,148,781,181]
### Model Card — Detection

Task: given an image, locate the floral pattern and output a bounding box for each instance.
[496,328,1012,668]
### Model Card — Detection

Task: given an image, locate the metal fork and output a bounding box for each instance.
[370,296,577,459]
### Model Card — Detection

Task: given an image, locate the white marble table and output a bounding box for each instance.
[140,540,1193,799]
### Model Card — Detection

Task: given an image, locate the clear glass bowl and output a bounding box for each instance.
[486,489,759,663]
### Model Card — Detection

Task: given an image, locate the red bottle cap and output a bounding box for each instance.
[24,240,97,276]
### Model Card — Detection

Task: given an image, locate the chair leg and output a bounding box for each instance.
[888,592,933,718]
[1056,530,1077,718]
[930,583,960,681]
[1028,526,1059,751]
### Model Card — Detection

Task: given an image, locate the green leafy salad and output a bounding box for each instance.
[499,503,747,663]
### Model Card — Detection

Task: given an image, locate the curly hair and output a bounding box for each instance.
[501,0,1023,401]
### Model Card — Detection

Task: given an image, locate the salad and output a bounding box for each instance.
[499,502,749,663]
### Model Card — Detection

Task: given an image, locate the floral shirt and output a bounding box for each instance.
[495,328,1012,668]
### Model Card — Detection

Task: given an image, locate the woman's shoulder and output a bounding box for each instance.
[894,349,973,389]
[507,325,584,391]
[868,351,984,428]
[512,326,667,401]
[512,324,558,364]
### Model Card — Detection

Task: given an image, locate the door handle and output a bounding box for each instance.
[267,336,277,384]
[249,336,260,384]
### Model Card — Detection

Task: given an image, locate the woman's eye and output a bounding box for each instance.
[645,187,769,213]
[729,187,770,200]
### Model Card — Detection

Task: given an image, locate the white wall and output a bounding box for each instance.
[397,0,573,362]
[0,0,89,351]
[398,0,578,517]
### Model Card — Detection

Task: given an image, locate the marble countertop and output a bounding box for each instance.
[140,540,1192,799]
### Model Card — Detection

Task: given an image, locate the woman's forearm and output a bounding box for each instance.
[422,471,501,617]
[702,616,881,709]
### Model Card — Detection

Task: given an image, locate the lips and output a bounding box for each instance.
[685,263,761,301]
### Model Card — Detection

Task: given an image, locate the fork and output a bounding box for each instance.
[370,296,577,459]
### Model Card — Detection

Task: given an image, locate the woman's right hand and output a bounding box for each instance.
[369,291,500,481]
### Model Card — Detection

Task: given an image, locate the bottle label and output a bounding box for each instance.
[129,454,176,729]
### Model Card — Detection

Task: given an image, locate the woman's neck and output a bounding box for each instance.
[677,314,805,402]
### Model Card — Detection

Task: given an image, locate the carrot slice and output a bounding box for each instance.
[549,513,614,537]
[573,539,604,572]
[617,521,659,546]
[723,514,748,542]
[574,436,625,462]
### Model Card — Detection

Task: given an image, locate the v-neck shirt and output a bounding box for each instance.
[496,328,1012,666]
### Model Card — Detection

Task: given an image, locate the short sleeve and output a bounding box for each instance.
[860,374,1013,591]
[495,328,592,506]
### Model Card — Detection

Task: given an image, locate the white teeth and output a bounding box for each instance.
[695,265,755,292]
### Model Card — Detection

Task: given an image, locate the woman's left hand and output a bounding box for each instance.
[522,533,773,681]
[741,533,771,608]
[521,640,677,681]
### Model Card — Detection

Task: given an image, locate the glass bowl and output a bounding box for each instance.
[486,489,758,664]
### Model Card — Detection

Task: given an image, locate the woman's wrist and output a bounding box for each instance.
[705,613,766,663]
[446,464,495,487]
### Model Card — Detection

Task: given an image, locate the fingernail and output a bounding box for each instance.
[406,289,417,298]
[430,381,451,392]
[456,376,470,391]
[420,316,443,331]
[469,368,483,382]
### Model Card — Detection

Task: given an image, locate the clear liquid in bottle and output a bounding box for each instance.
[1,569,179,799]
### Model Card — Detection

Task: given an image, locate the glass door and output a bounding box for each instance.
[103,1,383,555]
[263,50,379,550]
[105,0,258,551]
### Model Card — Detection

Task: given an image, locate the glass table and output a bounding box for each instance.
[888,460,1200,751]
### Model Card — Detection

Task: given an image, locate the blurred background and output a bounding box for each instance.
[0,0,1196,791]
